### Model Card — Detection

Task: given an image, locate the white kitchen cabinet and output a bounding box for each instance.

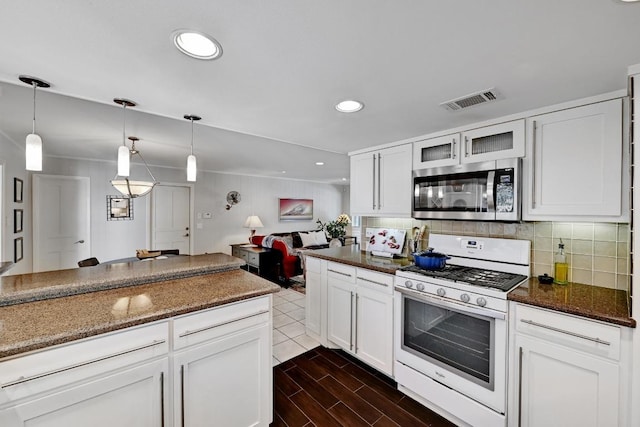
[327,262,394,376]
[523,98,627,221]
[412,120,524,170]
[172,296,272,427]
[350,144,412,217]
[305,256,325,344]
[508,303,631,427]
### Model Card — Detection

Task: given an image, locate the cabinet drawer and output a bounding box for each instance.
[327,262,356,283]
[172,295,270,350]
[231,247,242,258]
[514,303,621,361]
[0,321,169,404]
[247,252,259,266]
[356,268,394,295]
[305,256,321,274]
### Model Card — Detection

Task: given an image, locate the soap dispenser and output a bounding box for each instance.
[553,239,568,285]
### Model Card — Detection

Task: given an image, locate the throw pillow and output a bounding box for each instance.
[314,230,328,245]
[299,232,317,248]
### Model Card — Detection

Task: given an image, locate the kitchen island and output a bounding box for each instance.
[0,253,279,426]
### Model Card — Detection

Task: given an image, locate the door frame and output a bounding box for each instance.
[149,182,195,255]
[32,174,91,272]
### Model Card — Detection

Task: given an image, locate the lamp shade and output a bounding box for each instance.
[25,133,43,171]
[111,178,156,198]
[117,145,130,177]
[243,215,264,229]
[187,154,197,182]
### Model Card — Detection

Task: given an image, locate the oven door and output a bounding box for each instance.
[394,287,507,413]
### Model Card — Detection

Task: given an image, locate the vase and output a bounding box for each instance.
[329,238,343,248]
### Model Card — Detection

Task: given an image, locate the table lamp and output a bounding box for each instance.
[244,215,264,242]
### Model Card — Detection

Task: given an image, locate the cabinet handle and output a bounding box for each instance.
[372,154,376,210]
[350,292,354,351]
[180,364,185,427]
[520,319,611,346]
[465,136,470,157]
[377,153,382,210]
[178,310,269,338]
[160,371,165,427]
[328,269,352,278]
[355,294,359,353]
[1,339,167,388]
[518,347,523,427]
[357,277,389,287]
[451,138,457,159]
[531,120,537,209]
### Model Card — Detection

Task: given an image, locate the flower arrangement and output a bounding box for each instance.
[317,214,351,239]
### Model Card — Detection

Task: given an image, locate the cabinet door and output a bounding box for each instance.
[355,286,394,376]
[378,144,412,217]
[174,323,271,427]
[461,119,525,163]
[327,278,356,352]
[525,99,623,219]
[413,134,460,169]
[516,334,619,427]
[350,152,376,215]
[0,359,168,427]
[305,269,322,340]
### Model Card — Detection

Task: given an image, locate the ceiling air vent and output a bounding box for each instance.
[440,88,502,112]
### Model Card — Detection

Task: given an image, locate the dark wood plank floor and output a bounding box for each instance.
[272,346,456,427]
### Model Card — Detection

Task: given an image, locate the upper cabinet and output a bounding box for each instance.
[413,120,525,170]
[523,99,628,222]
[351,144,412,217]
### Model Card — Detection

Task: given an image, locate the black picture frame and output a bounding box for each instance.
[107,195,133,220]
[14,178,23,203]
[14,237,23,263]
[14,209,23,233]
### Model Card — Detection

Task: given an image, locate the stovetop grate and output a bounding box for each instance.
[399,264,527,292]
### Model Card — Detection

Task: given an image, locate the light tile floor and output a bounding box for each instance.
[272,287,320,366]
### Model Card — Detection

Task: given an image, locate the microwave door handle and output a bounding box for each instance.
[486,170,496,213]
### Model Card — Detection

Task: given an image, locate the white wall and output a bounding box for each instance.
[1,144,345,270]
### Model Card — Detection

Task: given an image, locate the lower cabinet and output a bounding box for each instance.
[304,256,324,343]
[326,261,394,376]
[0,295,273,427]
[508,302,631,427]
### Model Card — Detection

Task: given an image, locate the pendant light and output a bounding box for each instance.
[114,98,135,177]
[184,114,201,182]
[110,136,158,198]
[19,75,51,171]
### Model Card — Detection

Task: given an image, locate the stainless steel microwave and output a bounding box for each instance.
[412,158,521,221]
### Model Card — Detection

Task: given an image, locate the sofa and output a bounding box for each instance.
[250,230,329,283]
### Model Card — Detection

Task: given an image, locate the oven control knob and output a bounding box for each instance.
[460,293,470,303]
[476,297,487,307]
[436,288,446,297]
[416,283,425,291]
[405,280,413,289]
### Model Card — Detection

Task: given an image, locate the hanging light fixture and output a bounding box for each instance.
[183,114,201,182]
[110,136,158,198]
[114,98,135,177]
[19,75,51,171]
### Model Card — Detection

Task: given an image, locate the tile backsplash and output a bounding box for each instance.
[356,218,630,291]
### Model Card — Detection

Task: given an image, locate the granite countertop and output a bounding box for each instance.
[0,253,244,307]
[508,278,635,328]
[305,245,411,275]
[0,269,280,359]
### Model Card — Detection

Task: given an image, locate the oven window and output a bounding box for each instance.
[402,295,494,389]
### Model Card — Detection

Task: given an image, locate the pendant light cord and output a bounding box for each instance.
[190,118,194,155]
[32,82,37,134]
[122,103,127,147]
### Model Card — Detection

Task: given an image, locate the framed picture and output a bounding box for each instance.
[279,198,313,221]
[14,209,23,233]
[107,195,133,220]
[14,237,23,263]
[14,178,23,203]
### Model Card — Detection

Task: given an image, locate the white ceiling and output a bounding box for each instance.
[0,0,639,183]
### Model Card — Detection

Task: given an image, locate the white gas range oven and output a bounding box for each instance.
[394,234,530,427]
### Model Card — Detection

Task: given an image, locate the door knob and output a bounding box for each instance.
[74,240,85,244]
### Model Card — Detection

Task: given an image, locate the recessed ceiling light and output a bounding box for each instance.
[335,99,364,113]
[172,30,223,60]
[315,162,325,166]
[619,0,639,2]
[342,178,347,181]
[281,170,286,174]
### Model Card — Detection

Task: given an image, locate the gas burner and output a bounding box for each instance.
[399,264,527,292]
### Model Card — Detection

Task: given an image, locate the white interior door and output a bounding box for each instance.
[33,175,91,272]
[151,184,191,254]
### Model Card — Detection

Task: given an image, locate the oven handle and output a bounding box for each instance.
[486,170,495,213]
[395,287,505,320]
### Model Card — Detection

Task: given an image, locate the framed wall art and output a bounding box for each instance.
[14,209,23,233]
[14,178,23,203]
[14,237,23,263]
[107,195,133,221]
[279,198,313,221]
